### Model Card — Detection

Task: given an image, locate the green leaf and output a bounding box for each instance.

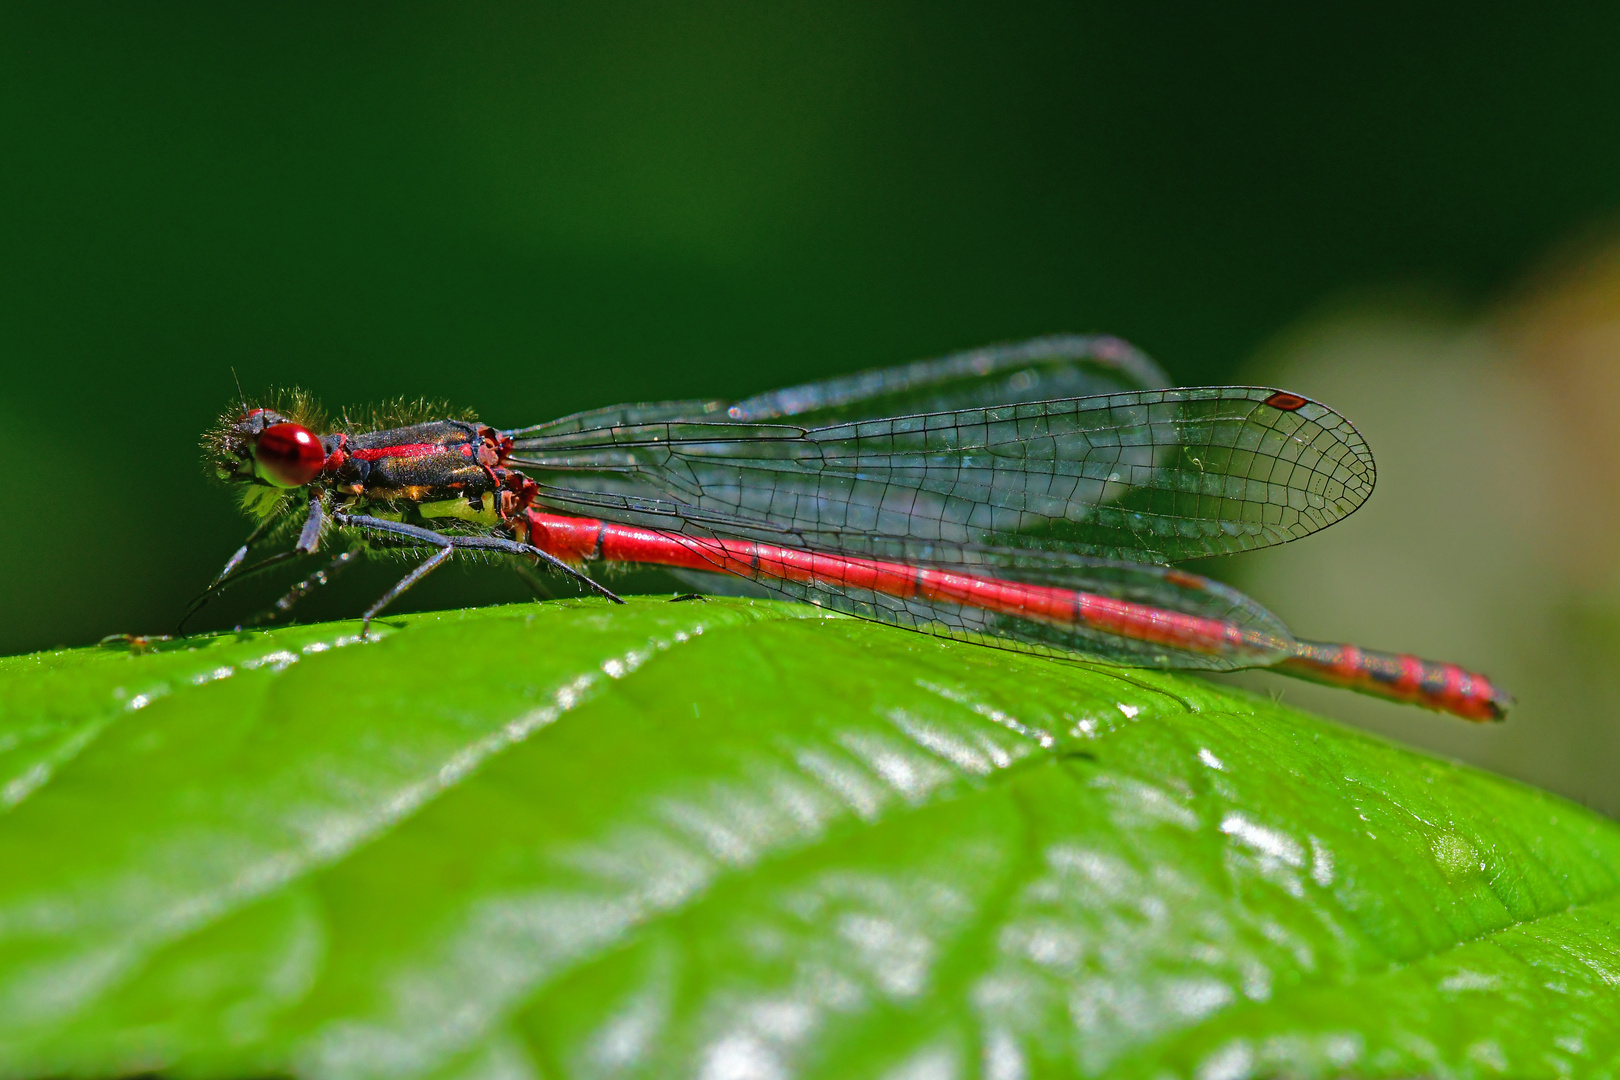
[1,598,1618,1080]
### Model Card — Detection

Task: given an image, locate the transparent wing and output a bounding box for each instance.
[507,398,728,438]
[505,334,1171,439]
[512,387,1374,564]
[720,333,1170,424]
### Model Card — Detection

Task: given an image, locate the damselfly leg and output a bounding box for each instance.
[330,512,624,635]
[182,492,328,631]
[179,549,305,631]
[210,511,283,586]
[361,544,455,633]
[246,546,363,627]
[295,493,325,554]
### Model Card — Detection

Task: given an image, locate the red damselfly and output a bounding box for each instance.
[192,336,1511,721]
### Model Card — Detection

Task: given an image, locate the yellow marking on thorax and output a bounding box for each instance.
[418,496,501,527]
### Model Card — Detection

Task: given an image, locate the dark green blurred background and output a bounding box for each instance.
[5,4,1620,671]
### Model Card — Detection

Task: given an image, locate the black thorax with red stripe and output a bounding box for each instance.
[318,420,537,518]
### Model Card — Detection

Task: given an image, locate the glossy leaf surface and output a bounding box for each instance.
[1,599,1618,1079]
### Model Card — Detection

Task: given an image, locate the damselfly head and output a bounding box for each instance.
[202,390,331,490]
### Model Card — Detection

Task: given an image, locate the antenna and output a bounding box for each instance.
[231,367,249,417]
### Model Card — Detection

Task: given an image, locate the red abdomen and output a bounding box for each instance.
[1279,641,1511,721]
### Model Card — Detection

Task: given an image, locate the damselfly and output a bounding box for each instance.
[192,336,1511,721]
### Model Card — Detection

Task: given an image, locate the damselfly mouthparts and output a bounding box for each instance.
[192,336,1512,721]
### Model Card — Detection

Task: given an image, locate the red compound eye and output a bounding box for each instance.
[254,422,326,487]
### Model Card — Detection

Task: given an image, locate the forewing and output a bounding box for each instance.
[504,399,728,440]
[515,387,1374,563]
[719,333,1170,424]
[502,334,1169,439]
